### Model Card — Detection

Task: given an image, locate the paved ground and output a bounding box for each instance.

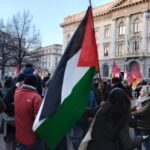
[0,115,5,150]
[0,134,5,150]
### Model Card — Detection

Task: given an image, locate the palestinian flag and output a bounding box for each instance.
[33,6,99,150]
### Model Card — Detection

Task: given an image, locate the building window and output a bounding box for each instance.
[133,40,139,53]
[103,64,109,77]
[104,28,110,38]
[119,22,125,35]
[104,46,109,56]
[117,44,123,55]
[133,19,140,33]
[55,57,58,67]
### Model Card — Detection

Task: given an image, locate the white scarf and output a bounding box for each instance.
[136,96,150,110]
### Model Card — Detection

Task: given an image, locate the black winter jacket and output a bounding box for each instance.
[132,99,150,131]
[87,104,143,150]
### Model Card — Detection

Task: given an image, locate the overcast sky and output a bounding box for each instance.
[0,0,111,46]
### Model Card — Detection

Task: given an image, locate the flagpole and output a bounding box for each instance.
[88,0,101,79]
[89,0,92,7]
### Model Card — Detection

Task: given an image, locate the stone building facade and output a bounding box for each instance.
[61,0,150,79]
[29,44,62,77]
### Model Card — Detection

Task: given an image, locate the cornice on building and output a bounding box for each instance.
[61,0,149,27]
[60,2,113,27]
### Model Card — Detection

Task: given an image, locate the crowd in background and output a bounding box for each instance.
[0,64,150,150]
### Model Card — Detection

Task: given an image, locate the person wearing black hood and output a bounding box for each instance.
[111,77,133,99]
[22,64,43,96]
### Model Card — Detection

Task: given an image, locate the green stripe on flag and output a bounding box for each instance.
[36,68,96,150]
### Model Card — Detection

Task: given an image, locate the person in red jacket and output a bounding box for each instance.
[14,74,43,150]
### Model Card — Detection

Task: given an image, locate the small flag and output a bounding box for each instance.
[111,60,120,78]
[33,6,99,150]
[132,67,142,80]
[131,67,142,90]
[15,64,21,76]
[126,70,135,86]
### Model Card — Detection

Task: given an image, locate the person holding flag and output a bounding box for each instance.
[33,5,99,150]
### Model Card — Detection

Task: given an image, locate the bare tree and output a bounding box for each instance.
[7,10,41,69]
[0,19,14,79]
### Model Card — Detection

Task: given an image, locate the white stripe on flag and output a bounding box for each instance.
[61,50,89,104]
[32,96,46,131]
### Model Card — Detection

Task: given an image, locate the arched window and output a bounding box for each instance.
[133,18,140,33]
[119,22,125,35]
[103,64,109,77]
[129,61,139,71]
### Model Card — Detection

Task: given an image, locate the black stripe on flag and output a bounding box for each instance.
[40,7,91,120]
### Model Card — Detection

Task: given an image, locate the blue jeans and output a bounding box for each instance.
[134,129,150,150]
[18,144,32,150]
[18,139,45,150]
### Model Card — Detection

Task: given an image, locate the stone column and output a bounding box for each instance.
[111,18,116,57]
[125,15,130,55]
[142,12,148,54]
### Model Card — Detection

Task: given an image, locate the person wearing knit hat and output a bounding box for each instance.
[22,64,34,75]
[23,74,37,89]
[22,64,43,96]
[14,74,44,150]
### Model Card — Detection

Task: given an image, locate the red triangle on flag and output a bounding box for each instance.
[77,8,99,71]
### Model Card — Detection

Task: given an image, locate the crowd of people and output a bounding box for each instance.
[0,64,150,150]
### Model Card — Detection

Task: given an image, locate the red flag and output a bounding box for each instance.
[77,8,99,71]
[132,67,142,80]
[15,64,21,76]
[126,70,135,86]
[111,60,120,78]
[131,67,142,90]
